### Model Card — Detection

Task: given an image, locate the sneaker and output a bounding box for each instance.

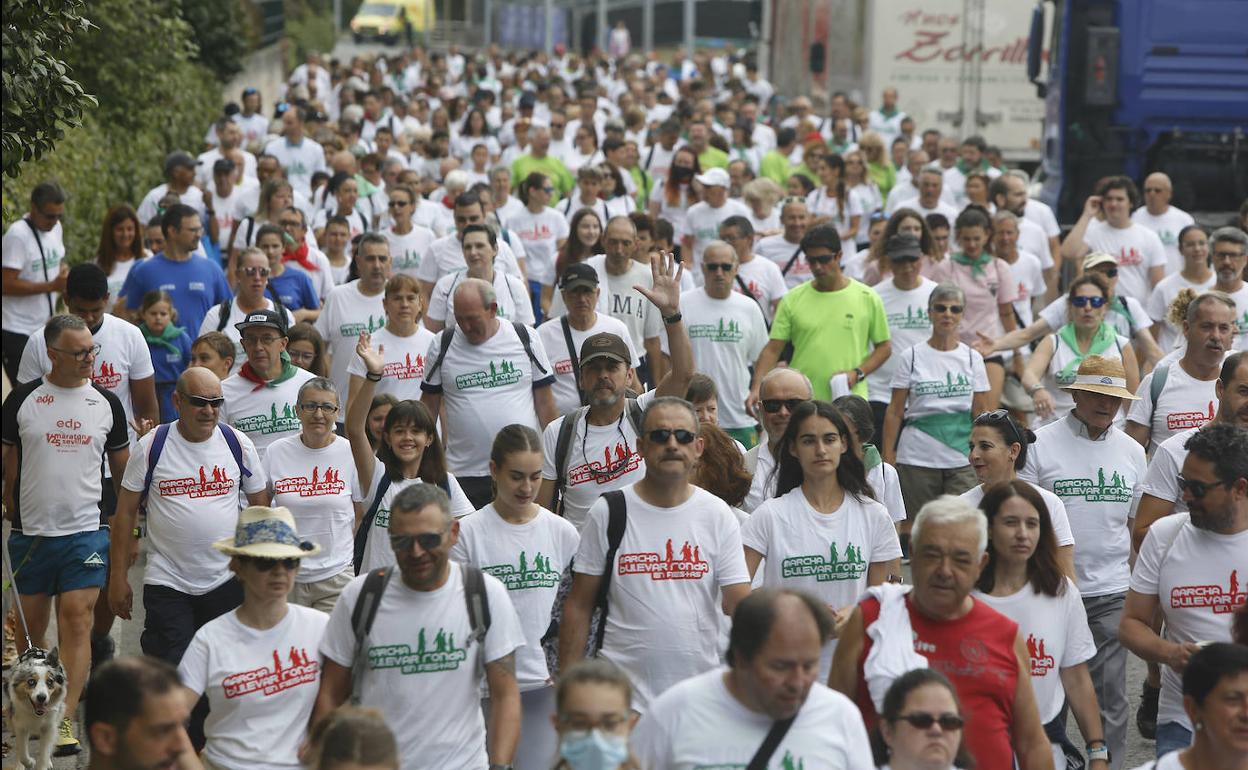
[1137,681,1160,740]
[54,717,81,756]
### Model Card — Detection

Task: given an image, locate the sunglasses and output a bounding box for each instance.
[1096,267,1119,278]
[183,394,225,409]
[646,428,697,444]
[895,712,965,731]
[1177,474,1235,499]
[242,556,300,571]
[1071,295,1107,308]
[931,303,964,314]
[542,186,555,193]
[240,266,271,277]
[808,254,838,265]
[703,263,735,273]
[390,531,445,553]
[761,398,805,414]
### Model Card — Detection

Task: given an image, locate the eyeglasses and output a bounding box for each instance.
[390,531,446,553]
[288,350,316,364]
[299,402,338,414]
[895,712,965,731]
[1177,474,1235,499]
[241,335,282,347]
[808,254,838,265]
[183,394,225,409]
[1213,251,1244,260]
[50,344,101,362]
[242,556,300,571]
[1071,295,1107,308]
[761,398,805,414]
[239,266,271,277]
[931,303,963,314]
[542,186,555,194]
[703,262,735,273]
[646,428,697,444]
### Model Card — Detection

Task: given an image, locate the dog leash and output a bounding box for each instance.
[2,546,35,651]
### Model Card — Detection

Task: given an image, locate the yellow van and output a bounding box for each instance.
[350,0,433,44]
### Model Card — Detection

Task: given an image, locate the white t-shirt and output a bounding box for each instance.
[1136,426,1195,515]
[1127,363,1218,455]
[198,299,298,376]
[1223,282,1248,351]
[1020,416,1147,596]
[505,208,569,288]
[1006,251,1047,328]
[678,289,769,429]
[426,269,534,330]
[890,342,990,468]
[1132,206,1195,274]
[547,255,662,353]
[536,313,639,416]
[136,184,207,226]
[869,278,938,403]
[805,187,866,244]
[1034,330,1130,429]
[631,669,874,769]
[1082,219,1167,304]
[741,488,901,677]
[755,234,809,289]
[1017,218,1055,271]
[413,233,522,286]
[121,425,267,594]
[264,434,363,583]
[315,281,388,397]
[573,484,750,712]
[319,562,525,770]
[103,257,138,312]
[1146,272,1215,352]
[262,137,327,197]
[1040,293,1151,342]
[733,256,788,324]
[383,225,437,277]
[449,504,579,690]
[2,219,65,335]
[869,459,907,524]
[1024,200,1062,240]
[345,325,435,402]
[358,465,475,573]
[974,580,1095,722]
[220,367,317,459]
[683,199,751,273]
[421,323,554,476]
[961,482,1076,548]
[179,606,328,770]
[743,441,777,514]
[1131,513,1248,731]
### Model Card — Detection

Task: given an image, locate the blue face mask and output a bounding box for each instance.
[560,729,630,770]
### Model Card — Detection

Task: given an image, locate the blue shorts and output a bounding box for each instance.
[7,529,110,596]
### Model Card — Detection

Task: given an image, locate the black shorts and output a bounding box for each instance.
[983,355,1006,367]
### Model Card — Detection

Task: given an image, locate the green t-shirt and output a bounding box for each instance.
[698,146,730,171]
[794,163,821,186]
[759,150,793,186]
[770,279,891,400]
[867,161,897,200]
[510,154,574,205]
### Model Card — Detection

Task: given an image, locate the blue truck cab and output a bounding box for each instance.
[1027,0,1248,223]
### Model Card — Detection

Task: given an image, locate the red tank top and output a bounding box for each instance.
[856,594,1020,770]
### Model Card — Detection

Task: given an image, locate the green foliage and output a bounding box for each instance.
[285,0,338,70]
[182,0,252,82]
[2,0,98,177]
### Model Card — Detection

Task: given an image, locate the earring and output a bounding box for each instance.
[1194,721,1204,731]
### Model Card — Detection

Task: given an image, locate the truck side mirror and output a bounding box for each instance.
[1027,2,1047,98]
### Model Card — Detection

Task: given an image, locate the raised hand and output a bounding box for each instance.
[972,331,998,358]
[635,250,683,319]
[355,333,385,376]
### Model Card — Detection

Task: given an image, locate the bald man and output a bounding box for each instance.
[1132,172,1195,274]
[743,367,814,511]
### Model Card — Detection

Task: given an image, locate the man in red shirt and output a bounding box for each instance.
[830,495,1055,770]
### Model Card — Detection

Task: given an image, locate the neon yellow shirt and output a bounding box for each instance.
[511,154,574,205]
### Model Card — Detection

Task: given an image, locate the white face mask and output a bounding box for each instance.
[559,728,630,770]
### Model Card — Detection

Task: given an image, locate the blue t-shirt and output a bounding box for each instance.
[121,254,232,335]
[147,330,194,423]
[268,268,320,311]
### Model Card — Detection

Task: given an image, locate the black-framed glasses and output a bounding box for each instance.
[1213,250,1244,260]
[1177,474,1235,499]
[703,262,735,273]
[242,335,281,347]
[647,428,697,445]
[1071,295,1107,308]
[895,712,965,731]
[808,254,838,265]
[390,531,446,553]
[761,398,805,414]
[183,394,225,409]
[931,303,964,314]
[298,402,338,414]
[50,344,101,362]
[242,556,300,571]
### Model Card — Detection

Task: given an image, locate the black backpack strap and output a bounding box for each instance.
[462,563,492,677]
[554,407,590,515]
[561,316,586,406]
[644,143,656,171]
[245,216,256,246]
[512,321,548,375]
[734,274,771,330]
[424,327,457,380]
[747,714,798,770]
[591,490,628,655]
[215,298,233,331]
[781,246,803,276]
[349,566,393,704]
[353,473,393,574]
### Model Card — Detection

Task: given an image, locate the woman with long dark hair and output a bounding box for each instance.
[509,171,569,316]
[553,208,604,286]
[973,480,1109,770]
[740,400,902,678]
[806,153,863,245]
[95,204,146,314]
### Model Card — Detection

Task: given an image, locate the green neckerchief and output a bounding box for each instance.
[955,158,991,175]
[239,350,299,391]
[1056,322,1118,381]
[951,251,993,278]
[906,411,973,457]
[863,443,883,472]
[877,106,898,119]
[354,174,379,198]
[140,322,186,355]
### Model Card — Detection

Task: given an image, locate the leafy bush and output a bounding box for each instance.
[285,0,337,70]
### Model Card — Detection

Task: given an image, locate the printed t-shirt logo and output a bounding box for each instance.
[1116,246,1143,267]
[1171,569,1245,614]
[234,402,301,435]
[222,647,318,698]
[913,371,973,398]
[569,442,642,487]
[484,550,561,590]
[274,466,346,497]
[455,359,523,390]
[45,418,90,449]
[383,353,424,380]
[691,751,806,770]
[1026,634,1056,677]
[887,305,930,330]
[782,541,867,582]
[393,250,420,270]
[1165,401,1214,432]
[159,465,236,498]
[619,538,709,580]
[688,318,744,343]
[369,628,467,674]
[339,315,385,337]
[1052,466,1132,503]
[93,361,122,389]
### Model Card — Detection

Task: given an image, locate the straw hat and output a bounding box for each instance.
[1059,355,1140,400]
[213,506,322,559]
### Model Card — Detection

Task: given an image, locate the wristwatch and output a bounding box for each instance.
[853,367,866,382]
[1086,740,1109,763]
[662,311,682,325]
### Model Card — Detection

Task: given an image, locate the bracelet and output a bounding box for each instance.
[662,311,682,325]
[365,371,383,382]
[1087,745,1109,762]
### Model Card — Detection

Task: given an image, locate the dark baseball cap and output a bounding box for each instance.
[885,233,923,261]
[235,309,288,336]
[164,150,197,175]
[559,263,599,291]
[579,332,630,366]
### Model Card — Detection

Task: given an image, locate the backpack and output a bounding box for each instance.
[424,321,548,380]
[353,472,452,574]
[552,399,644,517]
[215,292,289,332]
[138,422,251,520]
[348,562,491,705]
